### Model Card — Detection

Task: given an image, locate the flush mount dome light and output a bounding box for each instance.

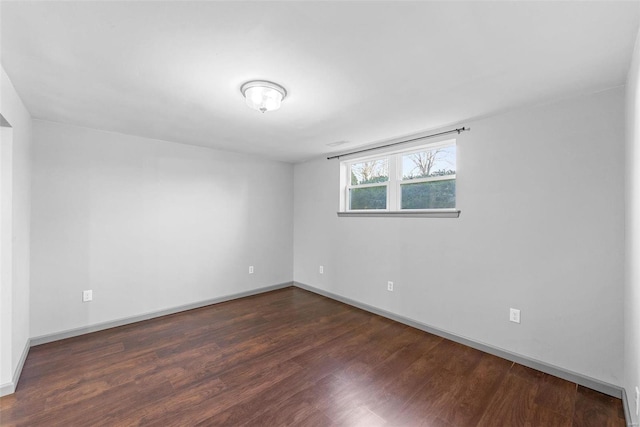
[240,80,287,113]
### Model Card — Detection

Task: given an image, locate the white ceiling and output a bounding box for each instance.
[1,1,638,163]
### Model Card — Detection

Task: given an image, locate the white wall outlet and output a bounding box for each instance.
[387,281,394,292]
[249,266,254,274]
[509,308,521,323]
[635,386,639,416]
[82,290,93,302]
[319,265,324,274]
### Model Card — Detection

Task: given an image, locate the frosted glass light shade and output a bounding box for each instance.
[240,81,287,113]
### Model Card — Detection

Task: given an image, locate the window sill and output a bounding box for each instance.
[337,209,460,218]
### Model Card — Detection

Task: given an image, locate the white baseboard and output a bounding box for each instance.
[3,283,291,396]
[0,283,289,397]
[0,338,31,397]
[31,282,293,346]
[622,387,640,427]
[293,281,625,400]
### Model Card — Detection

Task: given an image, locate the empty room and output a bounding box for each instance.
[1,1,640,425]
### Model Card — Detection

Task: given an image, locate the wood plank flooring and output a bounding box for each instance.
[0,287,626,426]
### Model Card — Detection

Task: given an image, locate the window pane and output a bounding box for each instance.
[401,179,455,209]
[350,186,387,210]
[402,146,456,180]
[350,159,389,185]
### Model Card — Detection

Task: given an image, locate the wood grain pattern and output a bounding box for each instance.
[0,287,626,426]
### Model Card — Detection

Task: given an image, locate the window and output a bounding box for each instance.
[340,140,457,214]
[349,158,389,210]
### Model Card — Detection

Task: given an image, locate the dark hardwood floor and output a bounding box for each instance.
[0,287,626,426]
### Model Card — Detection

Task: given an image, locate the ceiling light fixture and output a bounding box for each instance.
[240,80,287,113]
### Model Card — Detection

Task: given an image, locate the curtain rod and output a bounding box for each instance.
[326,126,470,160]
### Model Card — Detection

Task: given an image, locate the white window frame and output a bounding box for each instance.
[339,139,458,216]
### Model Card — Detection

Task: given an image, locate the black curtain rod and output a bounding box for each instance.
[326,126,470,160]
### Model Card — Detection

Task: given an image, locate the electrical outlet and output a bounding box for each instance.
[509,308,521,323]
[249,266,254,274]
[82,290,93,302]
[319,265,324,274]
[387,281,394,292]
[635,386,639,416]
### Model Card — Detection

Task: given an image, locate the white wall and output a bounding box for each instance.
[625,28,640,424]
[0,123,13,386]
[0,66,32,391]
[30,120,293,338]
[294,87,625,386]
